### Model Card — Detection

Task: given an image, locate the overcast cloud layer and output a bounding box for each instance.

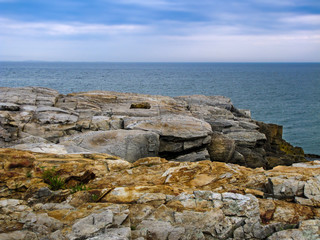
[0,0,319,62]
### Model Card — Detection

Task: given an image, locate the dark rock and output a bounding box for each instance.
[207,133,235,162]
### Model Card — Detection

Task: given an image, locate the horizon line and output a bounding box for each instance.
[1,60,320,64]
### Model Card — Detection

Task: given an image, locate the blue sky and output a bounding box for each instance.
[0,0,319,62]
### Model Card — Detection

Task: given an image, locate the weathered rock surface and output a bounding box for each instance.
[60,130,160,162]
[0,87,307,168]
[0,148,319,240]
[1,87,317,239]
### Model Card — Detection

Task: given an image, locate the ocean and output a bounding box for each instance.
[0,62,319,155]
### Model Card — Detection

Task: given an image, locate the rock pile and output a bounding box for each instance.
[0,149,319,239]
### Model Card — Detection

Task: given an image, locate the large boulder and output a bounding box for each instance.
[60,130,160,162]
[124,115,212,159]
[207,133,235,162]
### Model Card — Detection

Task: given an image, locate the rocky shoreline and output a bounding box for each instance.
[0,87,319,239]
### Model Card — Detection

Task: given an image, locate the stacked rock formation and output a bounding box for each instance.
[0,87,305,169]
[0,87,318,240]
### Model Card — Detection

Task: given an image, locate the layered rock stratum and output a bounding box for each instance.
[0,87,319,239]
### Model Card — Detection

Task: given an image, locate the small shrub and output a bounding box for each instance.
[70,183,88,194]
[26,171,32,178]
[91,194,99,202]
[41,166,65,190]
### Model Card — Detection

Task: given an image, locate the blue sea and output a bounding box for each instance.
[0,62,319,155]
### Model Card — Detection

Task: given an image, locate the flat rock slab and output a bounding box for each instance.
[0,87,59,106]
[224,130,266,147]
[60,130,160,162]
[124,115,212,140]
[35,106,79,124]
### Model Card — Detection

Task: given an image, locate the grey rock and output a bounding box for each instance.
[90,116,123,131]
[0,87,59,106]
[125,115,212,139]
[0,102,20,111]
[193,190,222,201]
[9,135,50,145]
[23,213,63,236]
[267,220,320,240]
[0,231,38,240]
[292,160,320,168]
[208,133,235,162]
[235,147,267,168]
[267,177,305,199]
[176,95,233,110]
[174,209,234,239]
[224,130,266,147]
[238,120,259,130]
[222,193,260,218]
[60,130,160,162]
[11,143,69,154]
[174,149,209,162]
[22,122,74,141]
[0,199,22,207]
[35,106,78,124]
[87,227,131,240]
[304,177,320,206]
[210,119,239,131]
[70,210,113,239]
[136,220,175,240]
[238,109,251,118]
[40,203,75,211]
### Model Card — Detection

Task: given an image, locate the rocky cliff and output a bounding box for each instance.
[0,87,305,169]
[0,87,319,240]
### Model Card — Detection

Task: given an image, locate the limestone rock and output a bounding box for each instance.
[87,227,131,240]
[0,148,319,239]
[11,143,69,154]
[0,102,20,111]
[35,106,79,124]
[69,210,113,239]
[0,87,59,106]
[60,130,160,162]
[208,133,235,162]
[224,130,267,148]
[125,115,212,140]
[0,87,308,167]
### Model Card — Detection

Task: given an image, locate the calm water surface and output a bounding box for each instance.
[1,62,319,154]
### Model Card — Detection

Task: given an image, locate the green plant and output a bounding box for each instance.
[26,170,32,178]
[91,193,99,202]
[70,183,88,194]
[41,166,65,190]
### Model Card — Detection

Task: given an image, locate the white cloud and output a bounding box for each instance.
[116,0,176,8]
[281,14,320,26]
[0,18,147,36]
[0,14,319,62]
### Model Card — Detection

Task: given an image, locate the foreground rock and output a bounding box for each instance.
[0,148,319,240]
[0,87,306,168]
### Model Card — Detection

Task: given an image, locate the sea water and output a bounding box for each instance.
[0,62,319,155]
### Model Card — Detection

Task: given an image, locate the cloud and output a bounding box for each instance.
[281,14,320,26]
[0,18,147,36]
[0,0,319,61]
[116,0,171,7]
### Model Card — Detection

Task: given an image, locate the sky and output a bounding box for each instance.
[0,0,319,62]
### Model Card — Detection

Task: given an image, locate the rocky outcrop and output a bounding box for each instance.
[0,87,307,168]
[1,87,318,240]
[0,148,319,240]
